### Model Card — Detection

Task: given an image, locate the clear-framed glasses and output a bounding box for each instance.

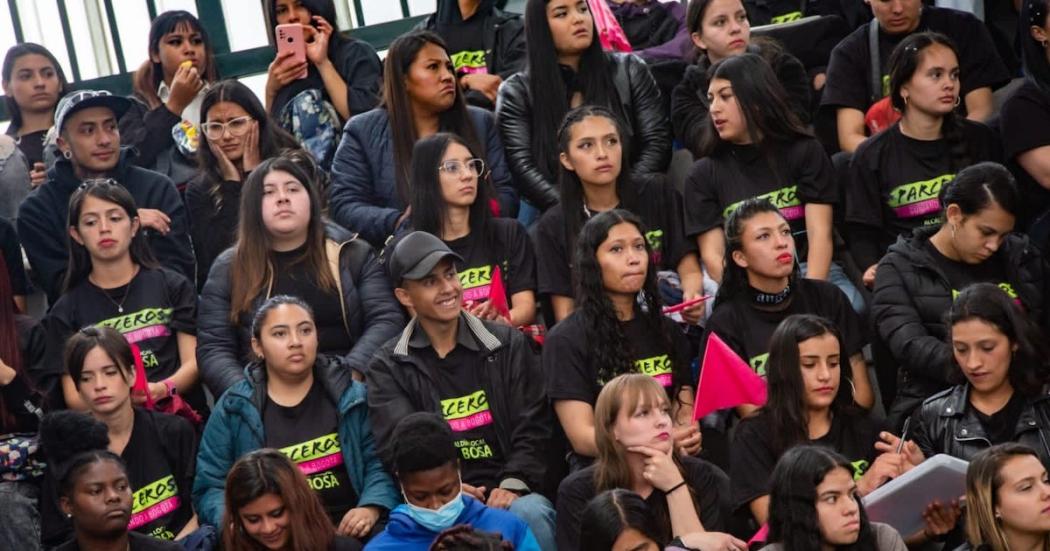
[201,115,253,140]
[437,158,485,177]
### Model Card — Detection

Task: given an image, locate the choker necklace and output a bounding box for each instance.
[750,283,791,306]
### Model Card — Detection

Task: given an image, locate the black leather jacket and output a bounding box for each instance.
[495,52,671,210]
[913,384,1050,466]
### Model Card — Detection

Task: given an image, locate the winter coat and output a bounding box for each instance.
[192,355,399,528]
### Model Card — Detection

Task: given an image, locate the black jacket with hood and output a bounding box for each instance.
[872,226,1050,420]
[495,52,672,210]
[366,312,550,493]
[196,223,405,398]
[17,148,195,303]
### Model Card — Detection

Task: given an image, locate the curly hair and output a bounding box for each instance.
[767,446,878,551]
[39,410,123,499]
[574,209,668,385]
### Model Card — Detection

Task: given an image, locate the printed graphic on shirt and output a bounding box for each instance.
[851,459,870,480]
[636,354,674,387]
[771,10,803,23]
[451,50,488,75]
[441,390,496,461]
[724,186,803,222]
[749,353,769,377]
[887,174,954,220]
[646,229,664,266]
[95,307,174,369]
[129,475,179,539]
[460,265,495,303]
[280,433,346,491]
[882,74,890,98]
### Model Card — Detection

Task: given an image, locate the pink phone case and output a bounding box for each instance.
[275,23,308,79]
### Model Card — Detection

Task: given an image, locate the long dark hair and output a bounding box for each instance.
[716,198,797,306]
[409,132,494,249]
[230,157,335,322]
[0,255,36,433]
[767,446,878,551]
[696,53,810,160]
[947,283,1050,395]
[1021,0,1050,94]
[523,0,619,183]
[556,105,639,258]
[2,43,69,131]
[133,11,219,109]
[761,315,859,457]
[382,30,484,207]
[263,0,347,55]
[938,162,1020,223]
[223,449,336,551]
[575,210,669,384]
[64,179,158,293]
[888,32,972,172]
[579,489,668,551]
[197,80,300,209]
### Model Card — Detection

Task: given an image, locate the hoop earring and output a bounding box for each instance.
[954,96,961,108]
[62,150,72,160]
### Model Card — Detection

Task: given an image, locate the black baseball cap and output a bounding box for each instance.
[54,90,132,132]
[387,231,463,285]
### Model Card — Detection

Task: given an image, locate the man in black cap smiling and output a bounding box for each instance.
[17,89,194,301]
[367,231,556,550]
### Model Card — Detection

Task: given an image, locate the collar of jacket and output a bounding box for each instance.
[51,146,138,188]
[234,353,358,414]
[936,383,1050,441]
[393,311,503,358]
[891,224,1033,282]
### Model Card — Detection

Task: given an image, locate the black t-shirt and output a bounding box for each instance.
[544,310,693,405]
[743,0,853,26]
[846,121,1001,267]
[45,267,203,409]
[973,392,1026,446]
[440,14,489,75]
[556,456,729,550]
[264,378,359,522]
[272,245,351,357]
[122,408,197,541]
[922,240,1015,301]
[822,7,1009,113]
[424,340,506,489]
[444,218,536,307]
[683,138,838,259]
[704,279,865,376]
[730,411,883,511]
[1001,80,1050,225]
[55,532,183,551]
[533,179,695,298]
[0,217,28,295]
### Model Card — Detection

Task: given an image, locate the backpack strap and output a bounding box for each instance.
[868,19,883,104]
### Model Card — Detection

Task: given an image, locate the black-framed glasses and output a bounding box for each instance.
[438,158,485,177]
[201,116,253,140]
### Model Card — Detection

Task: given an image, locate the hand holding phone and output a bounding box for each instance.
[275,23,308,80]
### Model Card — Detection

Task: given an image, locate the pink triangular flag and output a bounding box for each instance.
[692,332,767,421]
[488,265,511,320]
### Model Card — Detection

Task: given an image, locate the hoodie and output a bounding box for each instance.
[17,148,194,302]
[363,495,540,551]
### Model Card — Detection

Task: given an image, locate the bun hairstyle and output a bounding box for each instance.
[937,162,1020,222]
[40,410,124,498]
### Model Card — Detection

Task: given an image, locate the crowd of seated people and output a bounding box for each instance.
[4,0,1050,549]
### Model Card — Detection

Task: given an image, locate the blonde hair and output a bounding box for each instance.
[965,443,1050,551]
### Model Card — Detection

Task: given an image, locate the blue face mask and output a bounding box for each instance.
[402,490,465,532]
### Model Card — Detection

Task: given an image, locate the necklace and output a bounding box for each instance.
[91,267,139,314]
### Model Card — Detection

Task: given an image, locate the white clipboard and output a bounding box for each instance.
[862,454,969,536]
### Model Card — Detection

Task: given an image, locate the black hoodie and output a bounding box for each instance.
[17,148,195,303]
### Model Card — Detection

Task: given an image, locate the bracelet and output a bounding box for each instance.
[666,481,688,494]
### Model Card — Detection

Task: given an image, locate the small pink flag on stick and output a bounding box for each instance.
[692,332,768,421]
[487,265,511,320]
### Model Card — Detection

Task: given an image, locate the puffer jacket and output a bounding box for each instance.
[196,223,405,398]
[328,106,516,246]
[872,226,1050,421]
[670,41,810,158]
[192,355,399,528]
[366,313,550,492]
[495,52,671,210]
[912,384,1050,466]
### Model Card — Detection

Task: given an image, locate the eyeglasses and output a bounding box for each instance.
[201,116,253,140]
[437,158,485,177]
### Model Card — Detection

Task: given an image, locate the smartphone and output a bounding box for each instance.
[275,23,308,79]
